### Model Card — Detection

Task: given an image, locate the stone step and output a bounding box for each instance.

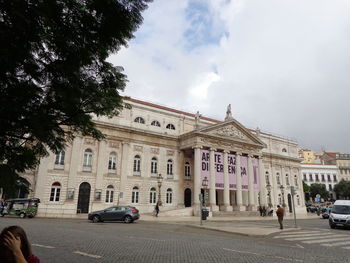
[212,211,259,217]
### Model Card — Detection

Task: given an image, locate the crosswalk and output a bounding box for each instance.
[273,230,350,250]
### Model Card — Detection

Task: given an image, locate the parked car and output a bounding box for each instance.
[0,198,40,218]
[88,206,140,223]
[307,205,318,213]
[322,208,331,219]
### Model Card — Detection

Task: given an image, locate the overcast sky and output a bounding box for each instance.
[109,0,350,153]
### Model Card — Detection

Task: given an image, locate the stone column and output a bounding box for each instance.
[209,148,218,211]
[193,146,202,215]
[234,152,244,211]
[223,150,232,211]
[119,141,130,205]
[258,156,267,206]
[247,154,256,211]
[177,151,185,208]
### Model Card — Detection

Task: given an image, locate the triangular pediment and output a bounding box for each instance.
[197,119,265,147]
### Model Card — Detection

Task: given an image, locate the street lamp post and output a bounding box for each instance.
[202,176,209,209]
[280,185,286,208]
[157,174,163,206]
[266,184,272,208]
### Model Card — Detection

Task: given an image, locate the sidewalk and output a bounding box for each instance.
[140,213,318,237]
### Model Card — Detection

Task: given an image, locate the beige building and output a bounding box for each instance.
[23,98,306,217]
[299,149,318,163]
[336,153,350,181]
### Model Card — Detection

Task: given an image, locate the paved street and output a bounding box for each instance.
[1,217,350,262]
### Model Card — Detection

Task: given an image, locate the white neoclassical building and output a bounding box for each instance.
[22,98,306,217]
[301,164,338,200]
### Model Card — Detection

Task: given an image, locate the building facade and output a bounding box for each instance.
[22,98,306,217]
[301,164,338,200]
[336,153,350,181]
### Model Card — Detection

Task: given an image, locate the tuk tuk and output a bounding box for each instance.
[0,198,40,218]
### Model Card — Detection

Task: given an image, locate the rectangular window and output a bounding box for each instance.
[309,174,313,181]
[303,174,307,181]
[329,184,332,191]
[333,174,337,182]
[321,174,325,182]
[327,174,331,181]
[315,174,319,182]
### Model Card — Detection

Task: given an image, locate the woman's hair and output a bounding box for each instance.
[0,225,32,262]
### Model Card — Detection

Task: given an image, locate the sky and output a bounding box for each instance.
[109,0,350,153]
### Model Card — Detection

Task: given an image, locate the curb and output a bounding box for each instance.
[185,224,303,238]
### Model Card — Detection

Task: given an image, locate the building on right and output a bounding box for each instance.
[335,153,350,181]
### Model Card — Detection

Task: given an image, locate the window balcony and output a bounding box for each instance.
[133,171,141,177]
[167,174,174,179]
[54,164,64,170]
[108,169,116,174]
[151,173,158,177]
[82,165,92,172]
[185,175,191,181]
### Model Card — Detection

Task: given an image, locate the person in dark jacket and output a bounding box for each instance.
[276,205,285,230]
[154,203,160,217]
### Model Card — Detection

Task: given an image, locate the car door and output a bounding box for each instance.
[102,207,117,221]
[113,206,126,220]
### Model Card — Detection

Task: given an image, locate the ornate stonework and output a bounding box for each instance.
[167,150,174,156]
[151,147,159,154]
[208,126,247,140]
[108,142,120,148]
[133,145,143,152]
[84,138,95,145]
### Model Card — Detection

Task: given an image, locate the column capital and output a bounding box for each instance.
[192,145,203,150]
[121,141,130,145]
[236,151,242,156]
[223,149,230,154]
[209,147,217,152]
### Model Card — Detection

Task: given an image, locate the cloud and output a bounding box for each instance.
[109,0,350,153]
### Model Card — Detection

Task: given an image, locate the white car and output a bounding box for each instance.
[329,200,350,229]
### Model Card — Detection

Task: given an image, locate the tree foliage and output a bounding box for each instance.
[309,183,329,200]
[334,179,350,199]
[0,0,151,196]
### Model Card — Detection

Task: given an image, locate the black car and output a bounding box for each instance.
[88,206,140,223]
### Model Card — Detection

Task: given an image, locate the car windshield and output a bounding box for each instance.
[332,205,350,215]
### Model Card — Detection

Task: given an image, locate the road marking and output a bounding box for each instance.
[74,251,102,259]
[275,233,325,239]
[342,246,350,249]
[32,244,55,249]
[285,235,347,242]
[223,248,303,262]
[302,237,350,244]
[322,240,350,247]
[278,231,321,236]
[296,244,305,249]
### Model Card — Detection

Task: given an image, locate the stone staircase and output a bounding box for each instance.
[158,207,194,217]
[212,211,259,217]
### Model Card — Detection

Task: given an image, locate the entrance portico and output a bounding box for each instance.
[180,119,266,215]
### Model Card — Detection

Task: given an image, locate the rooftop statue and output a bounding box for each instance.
[225,104,233,121]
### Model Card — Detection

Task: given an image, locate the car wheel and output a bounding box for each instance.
[329,223,336,229]
[124,215,132,223]
[92,215,100,223]
[19,213,26,218]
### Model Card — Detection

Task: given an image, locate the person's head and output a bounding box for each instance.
[277,205,281,208]
[0,226,32,262]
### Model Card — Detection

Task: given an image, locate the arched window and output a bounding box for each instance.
[185,162,191,180]
[167,159,173,176]
[282,148,287,153]
[151,157,158,174]
[166,124,175,130]
[132,187,139,203]
[50,182,61,202]
[265,171,270,185]
[108,152,117,170]
[166,188,173,204]
[83,148,93,167]
[134,117,145,124]
[105,185,114,203]
[149,187,157,204]
[151,120,161,127]
[133,155,141,176]
[276,173,281,185]
[286,174,290,185]
[55,151,65,165]
[294,175,298,187]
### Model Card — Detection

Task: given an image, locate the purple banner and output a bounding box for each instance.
[228,154,236,190]
[241,155,248,191]
[252,158,260,192]
[214,152,224,189]
[200,150,210,186]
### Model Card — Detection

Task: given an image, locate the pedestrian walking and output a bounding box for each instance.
[0,199,4,216]
[262,206,267,217]
[276,205,284,229]
[259,206,263,216]
[154,203,160,217]
[0,225,40,263]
